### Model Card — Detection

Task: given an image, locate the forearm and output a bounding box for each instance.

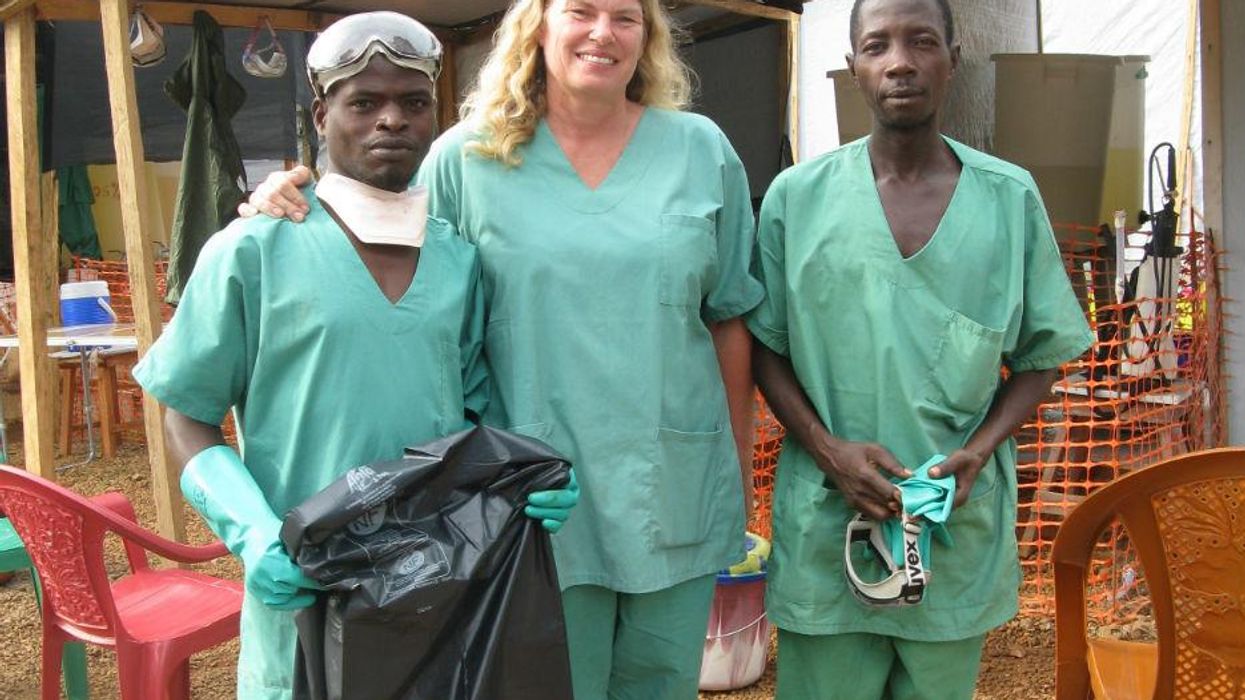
[164,407,227,467]
[752,339,834,457]
[711,318,756,514]
[962,368,1059,461]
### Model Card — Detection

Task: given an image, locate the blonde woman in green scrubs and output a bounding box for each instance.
[244,1,763,697]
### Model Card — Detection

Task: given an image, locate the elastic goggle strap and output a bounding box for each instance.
[307,11,442,97]
[844,512,928,606]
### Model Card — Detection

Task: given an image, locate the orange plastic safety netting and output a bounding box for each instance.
[744,224,1226,622]
[1017,224,1225,618]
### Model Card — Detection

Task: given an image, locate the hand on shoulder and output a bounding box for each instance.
[238,165,313,222]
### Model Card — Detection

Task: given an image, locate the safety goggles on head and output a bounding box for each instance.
[306,11,442,98]
[844,511,930,607]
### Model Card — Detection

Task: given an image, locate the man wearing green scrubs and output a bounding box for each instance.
[133,14,576,699]
[748,0,1094,696]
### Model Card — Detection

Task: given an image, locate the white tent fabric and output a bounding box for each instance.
[798,0,1038,160]
[1042,0,1203,219]
[798,0,1200,223]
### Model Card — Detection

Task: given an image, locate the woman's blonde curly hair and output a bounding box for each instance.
[460,0,692,166]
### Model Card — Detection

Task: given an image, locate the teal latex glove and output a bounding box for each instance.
[881,455,956,566]
[525,468,579,533]
[181,445,321,610]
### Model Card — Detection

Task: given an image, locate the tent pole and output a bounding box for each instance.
[5,7,58,477]
[99,0,185,543]
[1200,0,1223,240]
[787,13,801,162]
[1036,0,1043,54]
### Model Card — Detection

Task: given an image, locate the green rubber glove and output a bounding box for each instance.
[525,468,579,533]
[181,445,320,609]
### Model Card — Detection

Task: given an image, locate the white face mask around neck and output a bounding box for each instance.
[315,172,428,248]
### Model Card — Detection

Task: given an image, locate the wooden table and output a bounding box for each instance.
[0,324,139,466]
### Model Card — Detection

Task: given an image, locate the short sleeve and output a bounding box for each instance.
[132,222,257,425]
[702,132,765,323]
[1004,185,1094,372]
[460,246,490,422]
[745,172,791,356]
[417,129,466,227]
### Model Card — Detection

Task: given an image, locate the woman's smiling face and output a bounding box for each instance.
[540,0,646,102]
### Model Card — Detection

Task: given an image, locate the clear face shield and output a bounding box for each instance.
[306,11,443,99]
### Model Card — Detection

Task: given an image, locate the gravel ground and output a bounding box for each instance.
[0,442,1054,699]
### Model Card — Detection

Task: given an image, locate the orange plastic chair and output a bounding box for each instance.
[1052,447,1245,699]
[0,466,243,700]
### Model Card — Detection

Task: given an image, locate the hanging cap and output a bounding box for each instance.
[307,11,442,98]
[129,7,167,68]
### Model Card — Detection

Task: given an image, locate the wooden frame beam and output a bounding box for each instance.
[674,0,796,22]
[99,0,184,542]
[687,11,760,40]
[5,7,58,477]
[0,0,36,23]
[36,0,341,31]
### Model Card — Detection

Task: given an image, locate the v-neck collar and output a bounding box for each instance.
[307,190,431,326]
[530,107,662,214]
[862,135,968,264]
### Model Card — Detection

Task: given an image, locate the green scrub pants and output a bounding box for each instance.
[775,629,986,700]
[562,574,716,700]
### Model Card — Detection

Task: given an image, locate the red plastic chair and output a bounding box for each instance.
[0,465,243,700]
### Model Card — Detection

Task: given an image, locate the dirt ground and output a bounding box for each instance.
[0,442,1054,699]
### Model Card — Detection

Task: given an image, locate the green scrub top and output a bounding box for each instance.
[418,108,765,593]
[133,190,487,697]
[747,137,1093,641]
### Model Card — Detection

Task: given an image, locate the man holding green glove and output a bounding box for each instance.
[133,13,578,699]
[748,0,1093,697]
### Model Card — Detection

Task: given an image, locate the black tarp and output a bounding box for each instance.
[46,20,312,168]
[282,426,575,700]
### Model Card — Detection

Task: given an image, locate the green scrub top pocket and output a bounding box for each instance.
[649,427,726,549]
[658,214,717,307]
[923,309,1006,418]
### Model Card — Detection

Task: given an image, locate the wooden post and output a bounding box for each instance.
[1199,0,1223,241]
[5,8,57,477]
[41,173,59,272]
[437,40,459,132]
[677,0,793,22]
[787,13,801,163]
[98,0,184,542]
[1176,0,1199,214]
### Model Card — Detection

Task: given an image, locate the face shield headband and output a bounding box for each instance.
[307,11,442,99]
[844,511,930,607]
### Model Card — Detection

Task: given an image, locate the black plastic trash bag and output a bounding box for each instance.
[281,426,575,700]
